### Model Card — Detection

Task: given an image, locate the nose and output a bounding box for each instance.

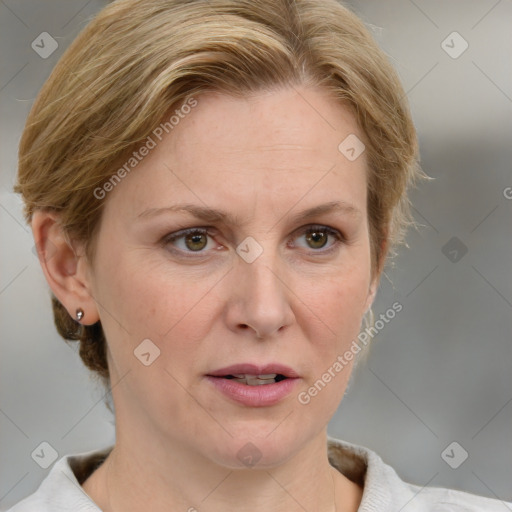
[224,250,295,340]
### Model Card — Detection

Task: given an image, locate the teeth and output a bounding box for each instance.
[229,373,279,386]
[247,377,273,386]
[231,373,277,379]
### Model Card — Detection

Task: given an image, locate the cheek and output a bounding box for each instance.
[94,247,219,370]
[308,256,371,332]
[303,281,368,372]
[294,253,371,393]
[296,270,370,412]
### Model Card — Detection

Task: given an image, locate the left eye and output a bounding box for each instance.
[294,225,343,252]
[162,225,343,256]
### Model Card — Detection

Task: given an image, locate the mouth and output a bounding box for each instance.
[207,363,299,382]
[220,373,288,385]
[205,363,300,406]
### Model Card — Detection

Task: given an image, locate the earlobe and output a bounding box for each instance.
[31,210,100,325]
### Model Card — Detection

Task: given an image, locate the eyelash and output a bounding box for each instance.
[161,224,345,258]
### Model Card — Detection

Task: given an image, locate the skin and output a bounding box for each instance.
[32,86,383,512]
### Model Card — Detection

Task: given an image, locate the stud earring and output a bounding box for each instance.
[76,308,84,322]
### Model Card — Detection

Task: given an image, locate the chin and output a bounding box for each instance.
[205,425,311,470]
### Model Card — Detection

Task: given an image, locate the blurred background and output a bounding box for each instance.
[1,0,511,508]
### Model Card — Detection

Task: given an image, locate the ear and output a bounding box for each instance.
[31,210,100,325]
[364,277,378,314]
[363,236,388,313]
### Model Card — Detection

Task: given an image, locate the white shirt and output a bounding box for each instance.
[7,436,511,511]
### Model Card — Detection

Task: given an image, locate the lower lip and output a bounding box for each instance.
[205,376,299,407]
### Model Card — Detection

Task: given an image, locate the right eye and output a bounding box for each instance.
[162,227,220,256]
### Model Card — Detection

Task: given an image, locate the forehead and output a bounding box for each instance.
[103,86,368,222]
[169,87,362,167]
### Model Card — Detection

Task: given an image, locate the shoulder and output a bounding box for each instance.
[327,436,511,511]
[407,484,512,511]
[6,447,112,512]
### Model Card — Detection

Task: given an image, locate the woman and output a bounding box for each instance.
[9,0,510,510]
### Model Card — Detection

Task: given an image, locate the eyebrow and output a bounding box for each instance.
[136,200,361,226]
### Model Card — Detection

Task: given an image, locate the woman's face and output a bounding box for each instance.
[87,86,377,468]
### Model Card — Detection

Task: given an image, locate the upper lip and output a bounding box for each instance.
[207,363,300,378]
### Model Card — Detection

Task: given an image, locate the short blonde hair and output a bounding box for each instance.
[15,0,423,384]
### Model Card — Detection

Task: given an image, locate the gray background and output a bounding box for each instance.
[1,0,511,509]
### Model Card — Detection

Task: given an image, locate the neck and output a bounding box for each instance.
[83,428,362,512]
